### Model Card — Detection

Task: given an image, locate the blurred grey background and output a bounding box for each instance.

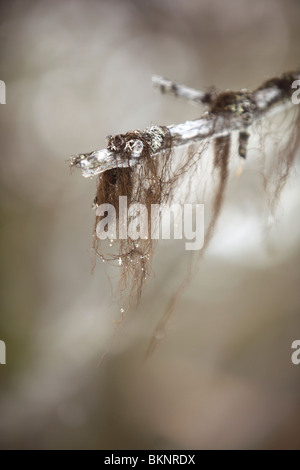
[0,0,300,449]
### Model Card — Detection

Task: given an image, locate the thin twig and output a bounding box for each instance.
[71,70,300,178]
[152,74,212,106]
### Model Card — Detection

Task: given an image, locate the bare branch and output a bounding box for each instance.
[152,75,211,106]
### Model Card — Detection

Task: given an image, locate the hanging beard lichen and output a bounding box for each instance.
[92,126,173,305]
[71,70,300,351]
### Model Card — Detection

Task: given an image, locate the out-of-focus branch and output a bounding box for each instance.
[152,75,211,106]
